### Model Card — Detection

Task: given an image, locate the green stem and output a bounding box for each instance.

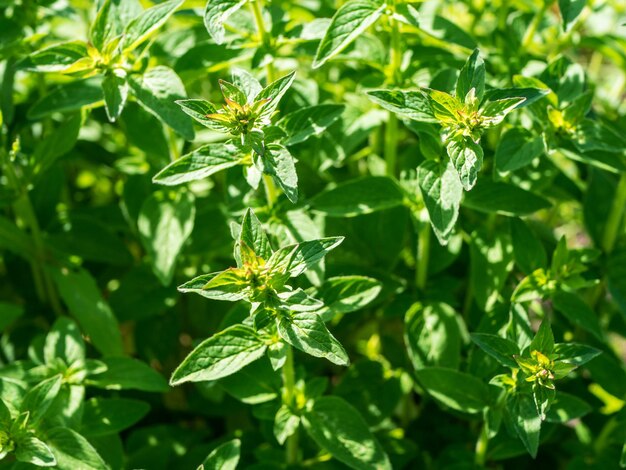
[521,3,547,49]
[384,113,398,177]
[282,346,299,465]
[602,172,626,253]
[2,155,62,315]
[474,421,489,466]
[250,0,276,82]
[416,218,430,290]
[384,10,402,177]
[262,174,278,208]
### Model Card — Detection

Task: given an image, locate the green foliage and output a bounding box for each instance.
[1,0,625,468]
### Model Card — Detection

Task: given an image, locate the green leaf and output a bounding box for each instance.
[0,215,35,261]
[22,41,89,73]
[495,127,545,172]
[509,218,548,274]
[86,357,168,392]
[310,176,405,216]
[313,0,386,68]
[427,89,461,123]
[46,427,108,470]
[456,49,485,102]
[268,237,344,277]
[28,78,103,119]
[366,89,436,122]
[153,142,245,186]
[90,0,114,51]
[138,190,195,286]
[32,112,83,175]
[129,66,194,140]
[175,99,220,129]
[405,302,464,370]
[81,398,150,437]
[508,393,541,458]
[256,71,297,121]
[203,0,247,44]
[552,289,603,341]
[237,208,272,261]
[302,396,391,470]
[277,311,349,366]
[278,104,345,145]
[274,405,300,445]
[463,181,551,216]
[265,144,299,203]
[50,268,123,357]
[470,333,520,369]
[178,271,248,302]
[102,72,128,122]
[20,375,62,426]
[417,159,463,245]
[122,0,183,51]
[219,358,281,404]
[314,275,382,319]
[199,439,241,470]
[553,342,601,366]
[414,367,491,413]
[480,97,526,127]
[278,288,324,312]
[446,137,484,191]
[545,392,591,423]
[170,325,267,385]
[559,0,586,31]
[44,317,85,366]
[470,230,514,311]
[528,321,554,355]
[483,87,550,108]
[14,436,56,467]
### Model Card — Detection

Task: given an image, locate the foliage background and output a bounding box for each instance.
[1,0,626,469]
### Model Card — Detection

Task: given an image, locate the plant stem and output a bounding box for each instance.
[602,173,626,253]
[384,113,398,177]
[282,345,299,465]
[263,174,278,208]
[474,421,489,466]
[2,153,62,315]
[250,0,276,82]
[521,2,547,49]
[416,218,430,290]
[384,6,402,177]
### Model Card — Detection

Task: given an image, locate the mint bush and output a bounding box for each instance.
[1,0,626,468]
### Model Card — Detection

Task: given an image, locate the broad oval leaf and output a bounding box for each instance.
[446,137,484,191]
[129,66,194,140]
[311,176,406,217]
[277,311,349,366]
[153,142,245,186]
[279,104,345,145]
[302,396,392,470]
[122,0,183,51]
[463,181,551,216]
[199,439,241,470]
[470,333,520,369]
[366,89,436,122]
[415,367,491,413]
[138,190,196,286]
[204,0,248,44]
[170,325,267,385]
[313,0,385,68]
[418,159,463,245]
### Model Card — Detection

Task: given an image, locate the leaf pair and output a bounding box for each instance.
[170,209,350,386]
[368,50,535,190]
[24,0,190,133]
